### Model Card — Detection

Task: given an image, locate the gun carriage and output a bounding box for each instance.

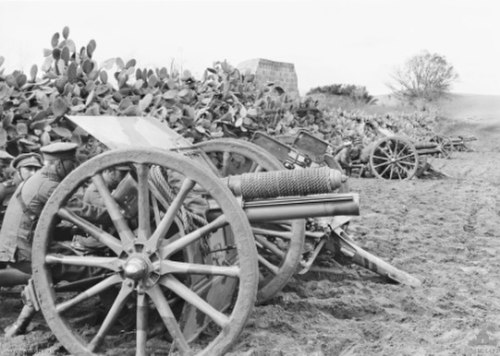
[365,134,450,180]
[429,134,477,153]
[251,128,450,180]
[1,115,420,356]
[195,136,420,280]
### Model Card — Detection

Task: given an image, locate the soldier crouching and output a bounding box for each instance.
[0,142,80,337]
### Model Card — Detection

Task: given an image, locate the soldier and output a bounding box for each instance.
[11,153,43,181]
[0,150,14,181]
[0,150,15,211]
[0,142,79,337]
[0,153,43,221]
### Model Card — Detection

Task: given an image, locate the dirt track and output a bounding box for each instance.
[1,117,499,355]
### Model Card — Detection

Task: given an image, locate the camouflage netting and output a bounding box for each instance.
[0,26,442,170]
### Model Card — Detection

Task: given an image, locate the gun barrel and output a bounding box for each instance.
[207,193,359,222]
[458,136,477,142]
[221,167,347,200]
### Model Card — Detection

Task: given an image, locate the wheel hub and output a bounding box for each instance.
[123,256,149,280]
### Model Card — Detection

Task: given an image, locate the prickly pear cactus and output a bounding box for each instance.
[0,26,440,163]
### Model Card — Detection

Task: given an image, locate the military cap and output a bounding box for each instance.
[40,142,79,161]
[11,152,43,169]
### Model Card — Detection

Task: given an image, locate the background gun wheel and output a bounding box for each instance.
[195,138,306,303]
[369,136,419,180]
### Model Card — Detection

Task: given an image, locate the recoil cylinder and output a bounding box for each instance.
[221,167,347,200]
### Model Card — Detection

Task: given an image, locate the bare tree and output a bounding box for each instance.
[388,51,459,103]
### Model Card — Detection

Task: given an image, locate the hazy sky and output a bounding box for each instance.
[0,0,498,96]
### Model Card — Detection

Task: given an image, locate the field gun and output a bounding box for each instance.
[211,132,420,283]
[451,135,477,151]
[251,128,450,180]
[0,115,420,356]
[430,134,477,153]
[193,136,421,285]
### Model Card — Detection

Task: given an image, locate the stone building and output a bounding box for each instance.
[237,58,300,101]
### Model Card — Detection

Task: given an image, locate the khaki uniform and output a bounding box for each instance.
[0,153,43,226]
[0,167,61,265]
[0,176,20,221]
[1,142,79,338]
[71,182,108,249]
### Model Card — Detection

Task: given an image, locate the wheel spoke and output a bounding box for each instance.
[249,161,258,172]
[159,260,240,277]
[160,214,227,258]
[145,178,195,251]
[372,161,390,169]
[57,208,122,255]
[147,284,190,354]
[258,254,280,275]
[395,162,410,178]
[396,153,416,161]
[394,148,410,159]
[254,234,285,259]
[221,151,230,177]
[160,275,230,328]
[92,173,135,248]
[394,165,402,180]
[389,166,394,180]
[376,143,391,155]
[136,293,148,356]
[136,164,151,242]
[251,226,293,240]
[392,142,399,157]
[382,142,394,156]
[378,163,392,178]
[88,281,134,352]
[45,254,123,271]
[56,274,122,313]
[388,142,397,156]
[372,154,390,160]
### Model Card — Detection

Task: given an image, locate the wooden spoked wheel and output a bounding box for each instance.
[369,136,419,180]
[32,148,258,356]
[194,138,305,303]
[430,135,453,159]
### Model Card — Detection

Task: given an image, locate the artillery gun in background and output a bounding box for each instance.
[1,115,420,356]
[251,124,454,180]
[429,134,477,153]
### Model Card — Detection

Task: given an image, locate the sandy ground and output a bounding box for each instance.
[226,117,500,356]
[1,115,499,355]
